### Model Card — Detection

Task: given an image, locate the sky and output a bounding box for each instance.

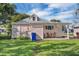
[15,3,79,23]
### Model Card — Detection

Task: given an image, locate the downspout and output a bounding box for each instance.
[20,24,21,39]
[66,25,69,39]
[42,24,44,39]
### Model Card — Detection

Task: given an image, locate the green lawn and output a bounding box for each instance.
[0,39,79,56]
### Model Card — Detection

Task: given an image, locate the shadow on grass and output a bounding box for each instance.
[39,43,76,50]
[0,46,35,56]
[35,46,79,56]
[0,40,78,56]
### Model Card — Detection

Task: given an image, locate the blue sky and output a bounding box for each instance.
[15,3,78,23]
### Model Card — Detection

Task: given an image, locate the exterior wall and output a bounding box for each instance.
[12,23,67,39]
[30,24,43,39]
[43,23,66,38]
[12,24,43,39]
[12,24,32,38]
[74,28,79,37]
[12,25,20,38]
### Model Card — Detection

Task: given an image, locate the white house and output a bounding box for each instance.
[12,14,70,40]
[74,23,79,38]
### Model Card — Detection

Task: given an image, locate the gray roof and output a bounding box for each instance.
[74,23,79,27]
[14,18,30,24]
[13,17,49,25]
[13,14,70,25]
[14,19,70,25]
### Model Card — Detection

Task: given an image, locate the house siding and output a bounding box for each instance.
[12,24,32,38]
[43,23,66,38]
[30,24,43,39]
[12,23,67,39]
[74,28,79,37]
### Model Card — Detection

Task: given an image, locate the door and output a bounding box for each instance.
[31,32,36,41]
[76,32,79,38]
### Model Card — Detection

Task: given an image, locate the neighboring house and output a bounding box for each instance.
[0,25,7,35]
[74,23,79,38]
[12,14,70,40]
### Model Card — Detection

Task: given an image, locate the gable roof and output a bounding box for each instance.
[14,18,49,25]
[14,18,30,24]
[13,13,48,25]
[13,14,71,25]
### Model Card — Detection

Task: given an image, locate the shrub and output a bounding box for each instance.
[17,36,30,40]
[0,35,11,40]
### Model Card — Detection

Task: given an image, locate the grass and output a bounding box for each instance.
[0,39,79,56]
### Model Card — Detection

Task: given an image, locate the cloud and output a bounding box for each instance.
[48,10,74,20]
[48,3,74,8]
[48,3,65,8]
[30,8,51,17]
[22,3,77,22]
[48,3,76,12]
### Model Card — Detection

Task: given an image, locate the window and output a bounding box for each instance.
[62,26,64,31]
[45,25,54,30]
[37,17,40,21]
[48,26,51,30]
[45,26,48,29]
[13,28,18,32]
[33,17,35,21]
[62,26,66,33]
[51,26,54,29]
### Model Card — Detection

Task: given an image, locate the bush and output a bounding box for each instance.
[0,35,11,40]
[17,36,30,40]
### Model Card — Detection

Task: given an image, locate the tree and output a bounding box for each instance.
[50,19,61,22]
[11,13,30,22]
[0,3,16,38]
[74,3,79,23]
[0,3,15,24]
[0,3,30,38]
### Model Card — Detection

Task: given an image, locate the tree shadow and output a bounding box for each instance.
[39,43,76,50]
[0,40,78,56]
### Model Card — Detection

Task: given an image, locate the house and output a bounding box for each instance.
[74,23,79,38]
[12,14,70,40]
[0,25,7,35]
